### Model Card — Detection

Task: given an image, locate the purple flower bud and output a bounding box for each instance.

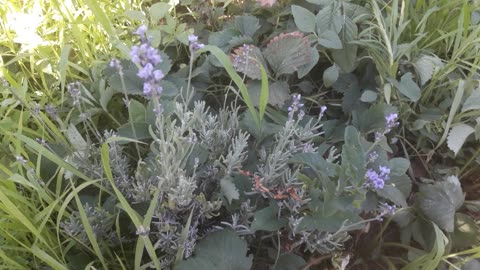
[378,166,391,178]
[298,110,305,120]
[129,29,165,97]
[376,202,397,220]
[137,63,154,79]
[320,106,327,114]
[109,58,121,69]
[129,46,140,64]
[16,156,27,164]
[153,70,165,81]
[143,82,153,95]
[134,25,148,37]
[368,151,379,162]
[365,166,390,190]
[188,34,198,43]
[188,33,205,53]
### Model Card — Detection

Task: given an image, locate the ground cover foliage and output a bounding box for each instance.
[1,0,480,269]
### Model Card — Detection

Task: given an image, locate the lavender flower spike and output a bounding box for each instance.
[188,34,205,53]
[375,112,400,141]
[129,25,165,96]
[365,165,391,190]
[288,94,305,120]
[134,25,148,38]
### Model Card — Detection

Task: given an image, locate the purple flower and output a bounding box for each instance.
[368,151,379,162]
[188,34,198,43]
[188,33,205,53]
[16,156,27,165]
[109,58,121,69]
[153,70,165,81]
[365,169,384,189]
[378,166,390,177]
[137,63,154,79]
[67,82,81,106]
[134,25,148,37]
[288,94,305,120]
[129,25,165,97]
[376,202,397,220]
[375,113,400,140]
[365,165,391,190]
[386,113,399,127]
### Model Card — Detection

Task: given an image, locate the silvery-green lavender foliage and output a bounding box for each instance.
[62,203,117,245]
[58,24,419,269]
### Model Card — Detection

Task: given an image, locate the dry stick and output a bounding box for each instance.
[301,254,332,270]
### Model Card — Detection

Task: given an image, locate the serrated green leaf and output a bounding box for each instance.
[361,191,379,212]
[436,80,466,149]
[268,80,290,106]
[128,99,146,123]
[175,230,252,270]
[289,152,337,177]
[149,2,170,22]
[414,55,443,86]
[240,111,283,141]
[235,15,260,37]
[331,17,358,72]
[316,2,343,34]
[220,177,240,204]
[388,72,421,102]
[158,51,173,74]
[451,213,480,250]
[247,80,289,107]
[307,0,334,5]
[297,47,319,78]
[475,119,480,140]
[299,211,364,232]
[318,30,342,49]
[390,175,412,198]
[228,35,254,49]
[109,67,143,95]
[263,32,313,76]
[462,259,480,270]
[124,10,146,21]
[377,185,408,208]
[447,124,475,156]
[332,73,362,112]
[65,124,87,152]
[231,45,265,80]
[251,203,287,232]
[292,5,316,33]
[341,126,366,186]
[117,123,152,140]
[360,90,377,102]
[323,64,339,87]
[462,87,480,112]
[351,103,385,133]
[100,86,114,111]
[388,158,410,176]
[208,29,240,50]
[418,176,464,232]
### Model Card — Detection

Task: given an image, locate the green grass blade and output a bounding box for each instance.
[72,183,109,270]
[59,45,71,105]
[31,245,68,270]
[15,133,92,181]
[101,138,161,270]
[435,80,465,149]
[258,64,269,123]
[0,188,50,251]
[201,45,261,128]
